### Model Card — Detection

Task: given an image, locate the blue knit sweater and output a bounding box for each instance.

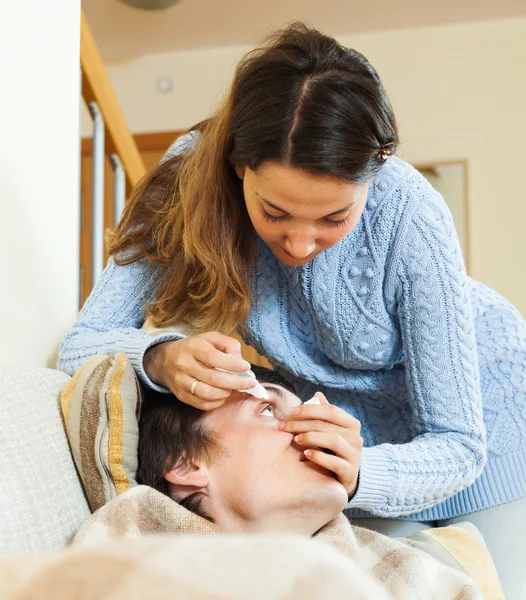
[58,133,526,520]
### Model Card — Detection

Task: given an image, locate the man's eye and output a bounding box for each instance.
[261,404,276,417]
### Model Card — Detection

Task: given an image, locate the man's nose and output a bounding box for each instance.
[284,236,316,259]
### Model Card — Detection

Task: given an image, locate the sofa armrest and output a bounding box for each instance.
[0,366,90,556]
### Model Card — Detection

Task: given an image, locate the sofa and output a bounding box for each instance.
[0,365,398,599]
[0,365,503,600]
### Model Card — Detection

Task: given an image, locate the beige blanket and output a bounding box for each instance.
[1,535,394,600]
[72,485,499,600]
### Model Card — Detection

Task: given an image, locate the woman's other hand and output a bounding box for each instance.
[144,332,255,410]
[278,392,363,498]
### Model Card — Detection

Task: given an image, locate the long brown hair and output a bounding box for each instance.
[107,22,399,335]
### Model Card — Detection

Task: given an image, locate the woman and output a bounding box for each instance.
[60,22,525,595]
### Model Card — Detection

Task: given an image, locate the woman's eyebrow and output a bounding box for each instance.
[255,192,354,217]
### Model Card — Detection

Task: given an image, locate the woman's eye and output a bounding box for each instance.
[261,210,286,224]
[324,215,352,228]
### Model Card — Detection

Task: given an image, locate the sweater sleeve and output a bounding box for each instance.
[57,257,184,392]
[348,191,487,517]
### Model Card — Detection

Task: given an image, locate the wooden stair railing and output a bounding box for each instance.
[80,10,147,288]
[80,11,146,192]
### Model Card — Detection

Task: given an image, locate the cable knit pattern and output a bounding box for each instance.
[57,257,185,393]
[58,132,526,520]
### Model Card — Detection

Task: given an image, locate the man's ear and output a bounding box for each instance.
[164,458,209,489]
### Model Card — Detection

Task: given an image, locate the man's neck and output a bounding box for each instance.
[218,507,336,536]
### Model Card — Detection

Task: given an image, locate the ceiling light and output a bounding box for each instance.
[121,0,182,10]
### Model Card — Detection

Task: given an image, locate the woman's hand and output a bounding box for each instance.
[144,332,256,410]
[278,392,363,498]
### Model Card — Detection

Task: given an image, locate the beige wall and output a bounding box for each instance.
[1,0,81,367]
[83,17,526,314]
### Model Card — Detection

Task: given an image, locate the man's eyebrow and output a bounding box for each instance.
[255,192,355,218]
[262,383,286,399]
[262,384,301,406]
[234,383,287,412]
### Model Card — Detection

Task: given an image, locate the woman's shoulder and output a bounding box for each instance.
[371,155,435,203]
[371,155,452,229]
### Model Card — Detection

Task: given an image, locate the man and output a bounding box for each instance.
[75,364,496,600]
[138,366,362,535]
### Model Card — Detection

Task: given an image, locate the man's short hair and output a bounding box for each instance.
[137,366,295,522]
[250,365,295,394]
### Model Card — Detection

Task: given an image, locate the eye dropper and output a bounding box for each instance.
[303,396,321,405]
[273,394,322,421]
[216,366,270,400]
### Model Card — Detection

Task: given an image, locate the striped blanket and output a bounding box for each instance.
[70,485,503,600]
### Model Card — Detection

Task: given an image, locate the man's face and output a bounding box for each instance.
[168,383,348,534]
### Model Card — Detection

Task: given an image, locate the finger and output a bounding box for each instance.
[280,419,337,435]
[196,398,228,411]
[286,404,359,430]
[189,339,253,375]
[186,396,227,411]
[175,372,232,402]
[315,392,330,405]
[185,357,257,391]
[294,432,355,462]
[303,448,358,487]
[201,333,247,365]
[174,386,227,411]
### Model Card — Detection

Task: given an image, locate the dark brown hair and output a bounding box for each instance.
[107,21,399,335]
[137,388,221,522]
[137,366,295,521]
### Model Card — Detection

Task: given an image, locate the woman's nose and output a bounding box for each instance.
[284,236,316,259]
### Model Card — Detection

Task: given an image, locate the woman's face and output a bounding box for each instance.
[236,162,371,266]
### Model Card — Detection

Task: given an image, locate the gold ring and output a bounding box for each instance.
[190,379,199,395]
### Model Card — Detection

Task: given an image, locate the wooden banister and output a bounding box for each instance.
[80,11,147,193]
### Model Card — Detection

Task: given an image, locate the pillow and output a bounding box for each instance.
[60,352,141,512]
[403,523,504,599]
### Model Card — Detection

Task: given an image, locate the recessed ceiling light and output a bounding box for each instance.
[121,0,182,10]
[156,76,174,94]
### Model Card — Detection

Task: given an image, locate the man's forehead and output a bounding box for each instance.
[263,383,286,398]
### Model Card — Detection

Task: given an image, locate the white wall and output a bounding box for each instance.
[1,0,81,367]
[84,17,526,315]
